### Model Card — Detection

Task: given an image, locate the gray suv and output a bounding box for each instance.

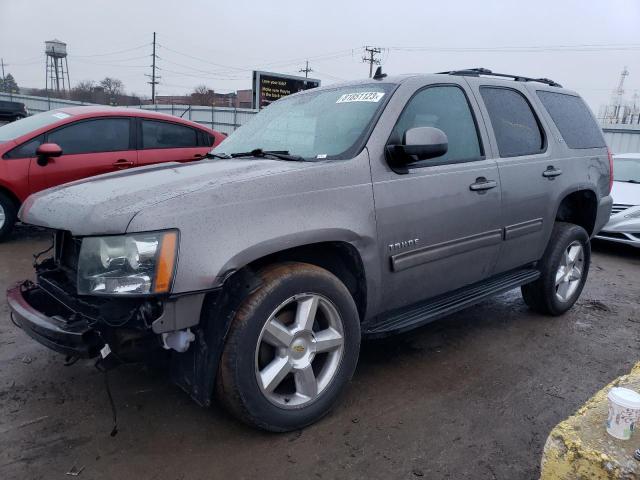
[7,68,612,431]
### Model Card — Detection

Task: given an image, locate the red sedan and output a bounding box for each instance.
[0,106,226,240]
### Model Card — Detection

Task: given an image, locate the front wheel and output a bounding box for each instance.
[521,222,590,315]
[216,262,361,431]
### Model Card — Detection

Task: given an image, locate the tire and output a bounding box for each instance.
[521,222,590,315]
[216,262,361,432]
[0,191,17,242]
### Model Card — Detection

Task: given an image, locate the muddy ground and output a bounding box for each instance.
[0,226,638,480]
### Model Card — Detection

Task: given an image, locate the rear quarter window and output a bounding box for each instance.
[536,91,606,149]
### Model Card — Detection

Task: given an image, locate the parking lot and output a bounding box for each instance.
[0,227,636,480]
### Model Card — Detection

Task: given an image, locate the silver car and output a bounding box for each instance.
[595,153,640,247]
[8,69,612,431]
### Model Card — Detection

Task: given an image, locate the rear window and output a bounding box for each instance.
[536,91,606,149]
[480,87,545,157]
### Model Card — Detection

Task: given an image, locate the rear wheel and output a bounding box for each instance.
[521,222,590,315]
[216,262,360,431]
[0,192,17,242]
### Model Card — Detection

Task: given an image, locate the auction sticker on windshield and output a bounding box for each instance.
[336,92,385,103]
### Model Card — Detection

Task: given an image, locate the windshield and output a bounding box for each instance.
[0,110,72,142]
[614,157,640,183]
[214,83,396,159]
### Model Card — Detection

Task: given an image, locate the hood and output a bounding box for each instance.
[20,158,310,235]
[611,181,640,206]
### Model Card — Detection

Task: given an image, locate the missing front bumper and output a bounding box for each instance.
[7,281,102,358]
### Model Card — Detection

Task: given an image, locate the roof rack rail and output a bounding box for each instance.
[437,68,562,88]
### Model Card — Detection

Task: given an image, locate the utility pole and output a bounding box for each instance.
[0,58,5,92]
[362,46,382,78]
[146,32,160,104]
[299,60,313,78]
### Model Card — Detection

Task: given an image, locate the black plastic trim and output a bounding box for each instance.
[365,267,540,337]
[504,218,544,240]
[390,229,503,272]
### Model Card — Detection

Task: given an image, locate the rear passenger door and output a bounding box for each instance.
[29,117,136,194]
[137,119,209,166]
[467,81,560,273]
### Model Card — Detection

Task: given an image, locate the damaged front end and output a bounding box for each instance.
[7,231,204,366]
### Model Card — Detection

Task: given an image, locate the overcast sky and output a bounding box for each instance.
[1,0,639,112]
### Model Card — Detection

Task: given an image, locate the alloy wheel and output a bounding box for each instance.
[0,202,5,230]
[255,293,345,408]
[555,241,584,302]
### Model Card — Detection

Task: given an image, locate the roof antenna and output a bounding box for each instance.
[373,66,387,80]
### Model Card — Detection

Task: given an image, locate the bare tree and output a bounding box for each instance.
[70,80,96,102]
[191,85,215,106]
[99,77,125,98]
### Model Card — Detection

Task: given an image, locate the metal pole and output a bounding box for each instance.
[65,57,71,93]
[151,32,157,104]
[0,58,5,92]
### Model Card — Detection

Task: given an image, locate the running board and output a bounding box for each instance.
[364,268,540,338]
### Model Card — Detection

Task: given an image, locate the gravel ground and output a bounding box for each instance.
[0,226,638,480]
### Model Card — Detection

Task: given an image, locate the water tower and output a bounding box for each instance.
[45,39,70,93]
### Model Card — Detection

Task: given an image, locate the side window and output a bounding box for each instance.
[4,135,45,159]
[480,87,544,157]
[536,91,606,149]
[390,85,482,165]
[48,119,130,155]
[142,120,198,149]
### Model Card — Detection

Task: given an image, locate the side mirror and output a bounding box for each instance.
[387,127,448,168]
[36,143,62,167]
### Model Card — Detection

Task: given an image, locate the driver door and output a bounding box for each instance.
[372,82,503,311]
[29,117,136,194]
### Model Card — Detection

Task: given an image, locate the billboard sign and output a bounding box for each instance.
[252,71,320,109]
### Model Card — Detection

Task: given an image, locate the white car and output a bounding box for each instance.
[595,153,640,247]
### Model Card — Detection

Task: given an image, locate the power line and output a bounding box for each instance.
[73,56,149,68]
[159,43,357,76]
[387,43,640,53]
[158,44,247,73]
[72,43,151,58]
[362,46,382,78]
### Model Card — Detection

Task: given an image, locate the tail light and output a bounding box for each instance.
[607,148,614,194]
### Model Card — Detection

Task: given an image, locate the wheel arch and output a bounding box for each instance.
[219,236,369,322]
[0,183,21,212]
[554,188,598,236]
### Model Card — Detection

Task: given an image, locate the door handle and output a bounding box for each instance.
[113,159,134,169]
[542,166,563,178]
[469,177,498,192]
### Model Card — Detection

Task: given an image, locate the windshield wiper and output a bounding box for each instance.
[230,148,306,162]
[203,152,232,159]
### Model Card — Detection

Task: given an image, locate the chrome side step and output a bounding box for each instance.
[364,268,540,338]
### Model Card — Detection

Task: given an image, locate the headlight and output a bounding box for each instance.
[77,230,178,296]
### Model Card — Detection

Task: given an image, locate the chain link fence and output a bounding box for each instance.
[0,92,258,135]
